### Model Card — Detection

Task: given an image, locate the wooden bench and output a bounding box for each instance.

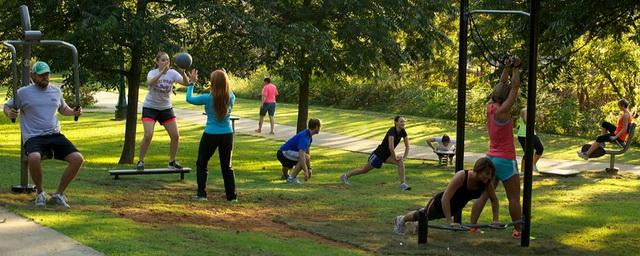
[434,149,455,166]
[603,123,636,174]
[108,168,191,180]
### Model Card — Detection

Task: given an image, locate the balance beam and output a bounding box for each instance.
[108,168,191,180]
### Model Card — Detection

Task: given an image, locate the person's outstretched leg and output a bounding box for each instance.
[345,163,374,178]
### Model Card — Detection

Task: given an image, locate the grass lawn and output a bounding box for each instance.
[164,88,640,165]
[1,111,639,255]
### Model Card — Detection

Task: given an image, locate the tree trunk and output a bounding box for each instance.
[118,0,147,164]
[296,66,311,132]
[118,74,139,164]
[118,49,143,164]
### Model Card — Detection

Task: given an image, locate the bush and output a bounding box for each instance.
[62,84,97,108]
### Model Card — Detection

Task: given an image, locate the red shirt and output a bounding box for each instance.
[261,83,278,103]
[615,112,633,141]
[486,103,516,160]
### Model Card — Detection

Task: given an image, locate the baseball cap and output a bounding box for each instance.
[32,61,51,75]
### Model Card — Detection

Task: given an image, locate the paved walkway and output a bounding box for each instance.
[0,207,103,256]
[93,91,640,174]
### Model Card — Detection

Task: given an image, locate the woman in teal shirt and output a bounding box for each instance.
[186,69,237,201]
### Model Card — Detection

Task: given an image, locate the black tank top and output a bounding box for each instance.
[429,170,488,219]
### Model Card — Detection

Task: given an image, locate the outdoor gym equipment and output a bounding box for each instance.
[417,209,524,245]
[174,52,192,69]
[455,1,540,247]
[1,5,82,193]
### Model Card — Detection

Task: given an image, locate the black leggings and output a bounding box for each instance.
[517,135,544,155]
[595,121,624,144]
[413,197,447,221]
[196,132,236,200]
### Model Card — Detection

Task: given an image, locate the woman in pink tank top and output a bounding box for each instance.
[470,56,523,238]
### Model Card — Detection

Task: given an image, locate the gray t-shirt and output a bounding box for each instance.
[143,68,183,110]
[434,137,456,152]
[4,84,68,143]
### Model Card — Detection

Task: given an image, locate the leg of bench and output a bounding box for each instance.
[114,174,119,180]
[180,172,184,180]
[418,210,428,245]
[606,154,619,174]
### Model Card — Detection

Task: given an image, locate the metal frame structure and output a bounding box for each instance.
[453,0,539,247]
[1,5,81,193]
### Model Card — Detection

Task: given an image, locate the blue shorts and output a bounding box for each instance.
[259,103,276,116]
[368,153,384,169]
[487,155,518,181]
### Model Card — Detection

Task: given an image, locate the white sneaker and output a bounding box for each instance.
[400,183,411,191]
[50,193,70,208]
[340,174,350,185]
[577,151,588,160]
[34,191,47,207]
[287,176,302,185]
[393,215,405,235]
[192,195,208,201]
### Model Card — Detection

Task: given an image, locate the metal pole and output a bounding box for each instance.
[12,5,35,193]
[454,0,469,223]
[522,0,540,247]
[418,210,428,244]
[115,46,127,120]
[1,42,19,122]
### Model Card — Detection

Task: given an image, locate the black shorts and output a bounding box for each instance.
[277,150,297,168]
[142,107,176,125]
[517,135,545,155]
[24,134,79,160]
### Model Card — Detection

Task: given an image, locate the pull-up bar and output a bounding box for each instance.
[5,39,82,114]
[469,9,530,17]
[455,0,539,248]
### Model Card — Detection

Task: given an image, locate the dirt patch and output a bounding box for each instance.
[109,195,364,251]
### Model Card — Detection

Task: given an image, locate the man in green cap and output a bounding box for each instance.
[3,61,84,208]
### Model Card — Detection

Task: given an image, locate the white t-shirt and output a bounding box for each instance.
[143,69,183,110]
[434,137,456,152]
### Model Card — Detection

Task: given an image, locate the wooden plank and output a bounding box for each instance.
[538,169,581,176]
[109,168,191,174]
[108,168,191,180]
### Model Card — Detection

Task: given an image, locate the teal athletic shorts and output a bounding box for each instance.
[487,155,518,181]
